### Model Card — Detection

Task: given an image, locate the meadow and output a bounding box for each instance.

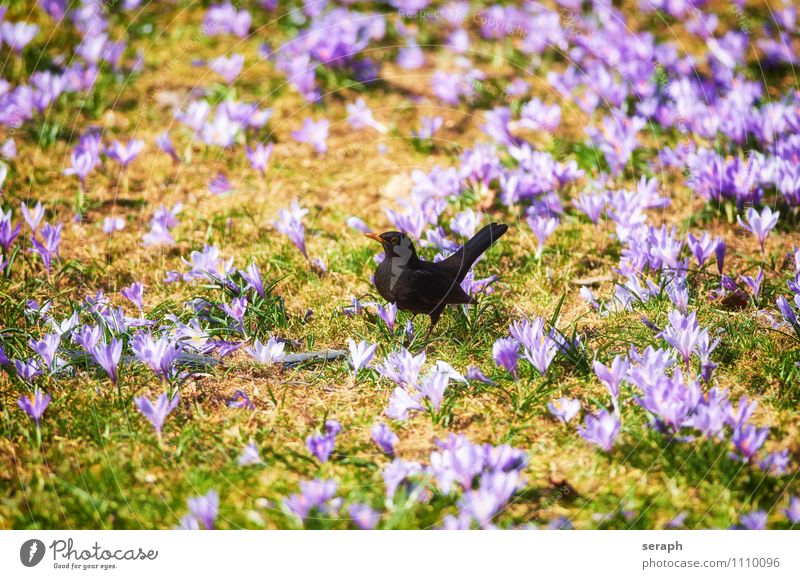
[1,0,800,530]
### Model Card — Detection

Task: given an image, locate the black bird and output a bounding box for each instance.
[365,223,508,339]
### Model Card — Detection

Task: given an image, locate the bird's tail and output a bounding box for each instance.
[442,222,508,283]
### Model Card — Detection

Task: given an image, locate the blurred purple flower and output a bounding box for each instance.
[283,479,338,521]
[238,440,262,466]
[30,222,62,273]
[578,409,620,452]
[18,389,51,425]
[348,338,377,374]
[547,397,581,423]
[292,118,329,154]
[371,423,398,456]
[246,142,273,177]
[121,281,144,311]
[784,496,800,524]
[102,216,125,234]
[376,302,397,333]
[208,172,233,195]
[348,503,380,529]
[91,338,123,385]
[210,53,244,84]
[738,510,767,530]
[186,490,219,530]
[240,263,265,298]
[105,139,144,168]
[1,22,38,53]
[346,98,386,133]
[247,337,285,364]
[134,392,180,439]
[385,386,424,421]
[737,207,779,256]
[131,331,180,381]
[21,202,44,232]
[275,200,309,258]
[493,337,519,380]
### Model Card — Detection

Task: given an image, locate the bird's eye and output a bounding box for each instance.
[391,236,400,245]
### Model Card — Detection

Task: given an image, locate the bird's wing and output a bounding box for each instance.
[396,268,473,307]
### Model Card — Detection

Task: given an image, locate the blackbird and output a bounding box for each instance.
[365,222,508,339]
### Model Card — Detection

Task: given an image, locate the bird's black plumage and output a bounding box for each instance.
[365,223,508,339]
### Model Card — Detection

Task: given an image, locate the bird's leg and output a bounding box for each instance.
[422,309,442,343]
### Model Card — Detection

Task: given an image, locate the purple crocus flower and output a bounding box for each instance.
[547,397,581,423]
[185,490,219,530]
[739,269,764,302]
[29,332,61,371]
[292,118,329,154]
[348,503,380,529]
[385,387,424,421]
[1,22,38,53]
[274,200,308,258]
[91,338,123,385]
[493,337,519,380]
[121,281,144,311]
[784,496,800,524]
[237,440,262,466]
[134,392,180,439]
[737,207,779,256]
[131,332,180,381]
[227,389,255,410]
[246,142,273,177]
[376,303,397,333]
[593,356,630,401]
[30,222,62,273]
[577,409,620,452]
[371,423,398,456]
[412,115,443,140]
[210,53,244,84]
[686,232,721,267]
[14,358,43,383]
[348,338,377,374]
[527,214,558,258]
[208,172,233,195]
[573,191,606,224]
[63,148,96,184]
[523,333,558,377]
[0,209,21,251]
[21,201,45,232]
[659,309,703,368]
[18,390,51,425]
[102,216,125,234]
[451,209,479,239]
[156,132,179,162]
[246,337,285,364]
[203,2,251,37]
[731,424,769,461]
[738,510,767,530]
[220,296,247,332]
[466,365,495,385]
[105,139,144,168]
[346,98,386,133]
[419,371,449,411]
[306,420,341,463]
[283,479,339,522]
[240,263,265,298]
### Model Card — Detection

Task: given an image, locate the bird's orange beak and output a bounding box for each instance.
[364,232,383,243]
